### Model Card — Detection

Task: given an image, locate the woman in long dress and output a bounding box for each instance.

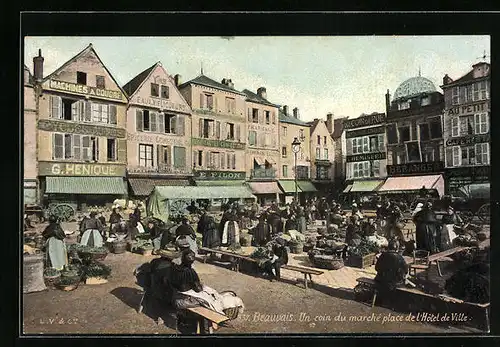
[80,212,104,248]
[222,210,240,247]
[42,216,68,270]
[253,215,270,247]
[414,202,439,253]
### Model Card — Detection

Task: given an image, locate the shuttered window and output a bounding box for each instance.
[150,112,158,132]
[82,136,91,161]
[173,146,186,168]
[377,134,385,152]
[346,138,353,155]
[451,117,459,137]
[452,146,461,167]
[53,133,64,159]
[386,123,398,144]
[474,113,489,134]
[136,110,144,131]
[475,143,489,165]
[248,131,257,146]
[216,121,221,139]
[73,135,81,160]
[50,95,62,119]
[157,145,171,167]
[117,139,126,163]
[109,105,117,125]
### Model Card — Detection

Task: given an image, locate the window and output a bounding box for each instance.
[315,147,320,159]
[272,111,276,124]
[480,80,488,100]
[419,123,430,141]
[459,86,466,105]
[139,144,154,167]
[465,85,473,103]
[282,165,288,177]
[473,82,480,101]
[225,97,235,114]
[265,111,270,124]
[316,166,329,180]
[459,116,475,136]
[398,100,410,110]
[461,146,476,166]
[352,138,363,154]
[474,113,488,134]
[248,131,257,146]
[197,151,203,167]
[205,94,214,110]
[429,117,443,139]
[208,152,220,169]
[423,149,435,162]
[372,160,380,177]
[362,137,369,153]
[226,123,235,140]
[324,136,327,145]
[324,148,329,160]
[62,98,76,120]
[151,83,159,97]
[96,75,105,89]
[158,145,170,167]
[163,114,175,134]
[161,85,169,99]
[226,152,236,170]
[387,124,398,144]
[377,134,385,152]
[452,86,459,105]
[106,138,116,162]
[281,126,287,136]
[173,146,186,168]
[406,141,421,162]
[398,126,410,143]
[299,129,304,141]
[452,146,461,167]
[317,135,321,145]
[282,146,287,157]
[91,103,109,124]
[421,96,430,106]
[353,162,370,178]
[296,166,309,179]
[252,108,259,123]
[76,71,87,85]
[475,143,489,165]
[451,118,459,137]
[202,119,215,138]
[90,137,99,161]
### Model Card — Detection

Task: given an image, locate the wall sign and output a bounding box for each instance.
[48,79,125,102]
[38,119,126,138]
[345,125,385,139]
[132,96,190,113]
[446,101,489,117]
[126,132,189,145]
[127,165,190,175]
[445,166,490,192]
[247,149,280,156]
[248,124,277,132]
[192,137,245,150]
[445,134,490,147]
[346,152,386,163]
[344,113,385,129]
[387,161,444,176]
[194,170,246,180]
[39,162,126,177]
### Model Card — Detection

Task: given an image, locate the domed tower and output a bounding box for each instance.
[393,76,437,101]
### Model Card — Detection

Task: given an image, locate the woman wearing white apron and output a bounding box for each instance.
[79,212,104,248]
[440,206,461,250]
[222,211,240,247]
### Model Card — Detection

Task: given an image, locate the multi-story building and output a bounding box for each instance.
[178,74,248,191]
[441,62,491,195]
[23,63,38,205]
[378,75,446,198]
[35,44,129,210]
[242,87,282,204]
[123,62,193,199]
[308,115,335,197]
[277,106,315,204]
[332,116,348,197]
[343,112,387,199]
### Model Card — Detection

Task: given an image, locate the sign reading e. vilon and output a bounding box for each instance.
[194,170,246,180]
[49,80,124,101]
[39,162,126,177]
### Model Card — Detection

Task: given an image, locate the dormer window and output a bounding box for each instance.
[398,100,410,110]
[421,96,430,106]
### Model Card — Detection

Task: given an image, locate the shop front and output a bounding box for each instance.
[444,165,490,196]
[193,170,247,209]
[278,180,302,204]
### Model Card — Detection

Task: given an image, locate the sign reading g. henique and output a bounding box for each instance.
[49,80,125,101]
[344,113,385,130]
[39,162,126,177]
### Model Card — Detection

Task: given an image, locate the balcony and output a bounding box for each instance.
[250,168,277,180]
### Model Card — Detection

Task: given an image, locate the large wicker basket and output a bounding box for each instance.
[347,253,376,269]
[289,242,304,254]
[43,273,61,288]
[312,255,344,270]
[78,250,108,262]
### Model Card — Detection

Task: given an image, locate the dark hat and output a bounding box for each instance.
[48,215,58,223]
[90,211,98,217]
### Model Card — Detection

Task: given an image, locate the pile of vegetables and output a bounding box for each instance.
[43,267,60,278]
[250,247,270,260]
[82,261,112,279]
[132,239,154,251]
[348,239,379,257]
[67,244,108,254]
[227,243,242,252]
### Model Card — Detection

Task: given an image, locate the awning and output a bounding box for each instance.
[194,180,245,186]
[45,177,127,195]
[278,180,303,194]
[378,174,445,197]
[350,180,384,192]
[129,178,191,197]
[458,183,490,199]
[248,182,282,195]
[297,180,318,192]
[342,185,353,193]
[152,186,256,200]
[254,157,264,166]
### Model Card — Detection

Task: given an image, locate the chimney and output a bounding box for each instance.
[385,89,390,114]
[33,49,44,82]
[174,74,181,86]
[442,74,453,85]
[293,107,299,119]
[326,113,334,134]
[221,78,234,89]
[257,87,267,99]
[23,65,30,85]
[283,105,288,116]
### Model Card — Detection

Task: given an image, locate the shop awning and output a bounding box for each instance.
[129,178,191,197]
[342,185,353,193]
[297,180,318,192]
[194,180,245,186]
[350,180,384,192]
[254,157,264,166]
[378,174,445,197]
[152,185,255,200]
[248,182,282,195]
[278,180,303,194]
[45,177,127,195]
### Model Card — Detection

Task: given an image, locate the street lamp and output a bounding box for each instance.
[292,137,301,203]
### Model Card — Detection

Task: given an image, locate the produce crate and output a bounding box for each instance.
[347,253,376,269]
[85,276,108,285]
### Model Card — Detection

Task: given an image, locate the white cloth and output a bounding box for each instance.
[366,234,388,248]
[443,224,458,243]
[222,221,240,245]
[46,237,68,271]
[80,229,104,247]
[180,285,244,315]
[137,222,145,234]
[412,203,424,217]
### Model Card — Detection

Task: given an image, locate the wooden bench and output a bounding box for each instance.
[281,264,324,290]
[186,306,230,334]
[427,246,471,277]
[199,247,257,272]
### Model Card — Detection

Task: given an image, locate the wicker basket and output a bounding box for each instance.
[78,250,108,262]
[313,255,344,270]
[347,253,376,269]
[43,273,61,288]
[223,307,241,320]
[55,282,79,291]
[289,242,304,254]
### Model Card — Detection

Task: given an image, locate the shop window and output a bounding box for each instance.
[161,85,169,99]
[139,144,154,167]
[96,75,105,89]
[452,146,461,167]
[386,124,398,144]
[151,83,159,97]
[282,146,287,157]
[76,71,87,85]
[282,165,288,177]
[398,126,410,143]
[107,138,116,162]
[419,123,430,141]
[265,111,270,124]
[252,108,259,123]
[429,117,443,139]
[461,146,476,166]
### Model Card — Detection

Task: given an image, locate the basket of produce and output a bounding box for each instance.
[303,242,315,253]
[347,240,378,269]
[43,268,61,288]
[82,261,112,284]
[288,239,304,254]
[60,264,83,283]
[239,233,252,247]
[111,240,127,254]
[308,249,321,262]
[68,244,109,262]
[132,239,154,256]
[54,276,80,291]
[312,254,344,270]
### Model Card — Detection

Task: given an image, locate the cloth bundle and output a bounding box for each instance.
[177,285,245,316]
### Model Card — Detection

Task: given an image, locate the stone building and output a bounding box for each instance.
[23,63,38,205]
[122,62,193,199]
[241,87,282,204]
[378,75,446,198]
[307,115,335,197]
[332,116,348,197]
[343,112,387,199]
[277,106,315,204]
[441,62,491,195]
[35,44,129,210]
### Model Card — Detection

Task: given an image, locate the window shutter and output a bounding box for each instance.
[50,95,62,119]
[236,124,241,142]
[484,143,490,164]
[213,96,218,112]
[83,101,91,122]
[64,134,72,159]
[379,160,387,177]
[117,139,126,163]
[363,137,369,153]
[346,139,353,155]
[199,119,203,138]
[158,113,165,133]
[209,121,215,138]
[474,114,480,134]
[177,115,185,136]
[71,102,78,121]
[81,136,90,161]
[364,161,370,177]
[452,146,461,167]
[73,134,81,160]
[109,105,117,125]
[53,133,63,159]
[216,121,221,139]
[247,108,251,122]
[150,112,158,132]
[458,117,467,136]
[173,147,186,168]
[232,153,236,169]
[193,150,197,167]
[136,110,143,131]
[378,134,385,152]
[94,137,100,162]
[200,93,204,109]
[221,152,226,168]
[157,145,163,166]
[272,111,276,124]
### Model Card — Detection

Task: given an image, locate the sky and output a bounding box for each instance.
[24,36,490,122]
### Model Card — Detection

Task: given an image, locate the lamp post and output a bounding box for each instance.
[292,137,301,203]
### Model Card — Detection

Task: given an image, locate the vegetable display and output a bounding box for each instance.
[43,268,60,277]
[82,261,112,279]
[250,247,270,260]
[348,239,379,257]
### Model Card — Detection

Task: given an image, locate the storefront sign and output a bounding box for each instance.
[446,101,489,117]
[194,170,246,180]
[346,152,386,163]
[387,161,444,176]
[38,119,126,138]
[445,134,490,146]
[192,137,245,150]
[344,113,385,129]
[445,166,490,191]
[49,79,125,102]
[132,96,190,113]
[248,123,276,132]
[345,125,385,139]
[126,132,189,145]
[39,162,126,177]
[247,149,280,156]
[127,165,190,175]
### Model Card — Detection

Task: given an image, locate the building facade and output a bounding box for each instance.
[308,116,335,196]
[378,76,446,198]
[24,63,39,205]
[343,112,387,197]
[242,87,282,204]
[123,62,193,198]
[332,116,348,197]
[441,62,491,195]
[35,44,129,210]
[277,106,314,204]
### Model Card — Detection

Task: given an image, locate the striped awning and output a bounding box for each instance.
[350,180,384,192]
[254,157,264,166]
[194,180,245,186]
[128,178,191,196]
[342,185,353,193]
[45,177,127,195]
[378,174,445,197]
[297,180,318,192]
[278,180,302,194]
[248,181,282,194]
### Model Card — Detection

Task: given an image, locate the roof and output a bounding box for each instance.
[393,76,436,101]
[307,119,321,135]
[442,63,491,88]
[241,89,278,107]
[178,74,246,96]
[278,110,309,126]
[122,62,158,97]
[42,44,128,100]
[332,117,347,139]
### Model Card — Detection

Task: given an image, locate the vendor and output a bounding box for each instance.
[345,215,363,246]
[262,239,289,282]
[126,213,140,241]
[221,209,240,247]
[199,212,220,249]
[374,239,409,293]
[109,207,124,234]
[147,219,163,254]
[440,206,462,250]
[80,211,104,248]
[413,201,439,253]
[42,215,68,270]
[253,214,270,247]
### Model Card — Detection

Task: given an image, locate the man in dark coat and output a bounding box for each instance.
[197,210,210,247]
[262,239,289,281]
[176,217,196,239]
[253,214,270,246]
[345,215,363,246]
[413,202,439,253]
[374,239,409,292]
[267,204,282,237]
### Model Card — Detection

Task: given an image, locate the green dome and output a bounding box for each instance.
[393,76,436,101]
